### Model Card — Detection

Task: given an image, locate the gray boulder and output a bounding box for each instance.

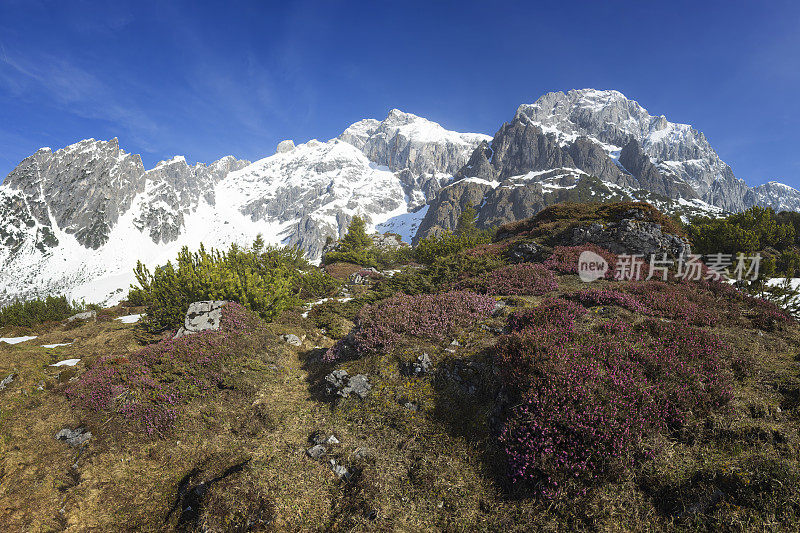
[506,240,542,263]
[283,334,302,346]
[324,370,371,399]
[307,444,326,460]
[55,426,92,447]
[174,301,227,339]
[568,215,690,259]
[402,353,432,377]
[67,310,96,323]
[0,373,14,391]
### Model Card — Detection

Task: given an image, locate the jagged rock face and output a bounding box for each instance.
[0,109,487,305]
[340,109,489,176]
[133,156,250,244]
[3,139,146,249]
[747,182,800,213]
[339,109,490,209]
[1,94,798,306]
[618,140,697,199]
[221,139,408,259]
[515,89,751,211]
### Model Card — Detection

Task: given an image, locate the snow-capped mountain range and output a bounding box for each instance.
[1,89,798,305]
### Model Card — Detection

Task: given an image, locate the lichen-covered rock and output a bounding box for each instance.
[174,301,227,339]
[55,426,92,447]
[67,310,97,323]
[505,240,543,263]
[324,370,372,399]
[283,334,302,346]
[401,353,432,377]
[567,216,690,259]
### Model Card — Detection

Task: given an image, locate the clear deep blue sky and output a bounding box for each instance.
[1,0,799,187]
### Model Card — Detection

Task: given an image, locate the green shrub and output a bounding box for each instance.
[0,295,86,327]
[376,253,507,298]
[323,216,376,267]
[129,238,303,332]
[414,231,493,265]
[688,206,795,257]
[295,268,341,300]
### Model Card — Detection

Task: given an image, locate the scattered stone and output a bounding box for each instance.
[0,373,14,391]
[370,233,404,249]
[352,447,376,461]
[328,458,351,479]
[344,374,372,399]
[324,370,349,391]
[331,463,350,479]
[307,444,327,460]
[445,340,461,353]
[348,267,381,285]
[174,301,227,339]
[55,427,92,447]
[402,352,432,376]
[66,310,96,323]
[325,435,340,445]
[506,240,542,263]
[282,334,302,346]
[324,370,372,399]
[492,300,507,316]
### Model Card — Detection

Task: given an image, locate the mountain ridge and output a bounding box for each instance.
[1,90,798,305]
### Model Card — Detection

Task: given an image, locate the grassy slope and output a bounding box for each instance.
[1,214,799,531]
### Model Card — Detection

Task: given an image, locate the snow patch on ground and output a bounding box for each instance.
[115,314,142,324]
[42,343,73,348]
[0,336,38,345]
[50,358,80,367]
[375,206,429,244]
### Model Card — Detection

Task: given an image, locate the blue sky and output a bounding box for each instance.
[1,0,799,187]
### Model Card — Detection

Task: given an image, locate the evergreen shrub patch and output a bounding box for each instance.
[128,239,308,332]
[0,295,88,327]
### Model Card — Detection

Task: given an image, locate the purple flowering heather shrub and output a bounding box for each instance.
[571,281,729,327]
[543,244,618,277]
[456,263,558,296]
[495,299,732,497]
[324,291,495,362]
[66,302,262,435]
[571,287,647,314]
[508,298,587,332]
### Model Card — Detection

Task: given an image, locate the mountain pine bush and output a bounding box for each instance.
[0,295,88,327]
[128,239,307,332]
